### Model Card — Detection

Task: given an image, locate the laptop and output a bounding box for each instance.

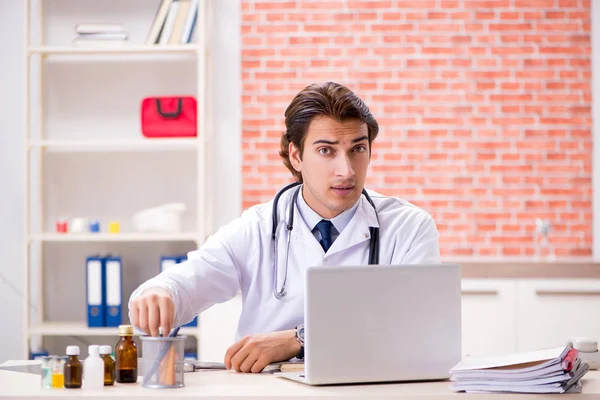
[276,263,462,385]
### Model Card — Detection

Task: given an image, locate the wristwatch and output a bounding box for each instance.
[295,324,305,359]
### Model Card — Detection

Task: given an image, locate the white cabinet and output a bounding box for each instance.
[516,279,600,352]
[461,279,516,357]
[461,278,600,357]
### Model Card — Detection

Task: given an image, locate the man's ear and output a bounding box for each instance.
[289,142,302,173]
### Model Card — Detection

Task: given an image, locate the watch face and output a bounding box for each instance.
[298,326,305,341]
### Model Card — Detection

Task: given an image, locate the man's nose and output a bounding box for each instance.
[334,154,355,178]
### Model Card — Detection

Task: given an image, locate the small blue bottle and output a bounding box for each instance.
[89,220,101,233]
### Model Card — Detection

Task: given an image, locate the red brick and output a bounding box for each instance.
[558,0,579,6]
[491,47,534,55]
[515,0,555,6]
[396,0,437,7]
[372,24,414,32]
[489,23,532,31]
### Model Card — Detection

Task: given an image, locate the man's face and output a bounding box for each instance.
[289,116,370,219]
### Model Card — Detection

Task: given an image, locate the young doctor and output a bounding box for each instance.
[128,82,441,373]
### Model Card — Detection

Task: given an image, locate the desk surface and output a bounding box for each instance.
[1,361,600,399]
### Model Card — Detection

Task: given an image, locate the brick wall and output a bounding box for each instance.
[241,0,592,258]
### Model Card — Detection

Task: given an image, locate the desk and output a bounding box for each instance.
[1,361,600,399]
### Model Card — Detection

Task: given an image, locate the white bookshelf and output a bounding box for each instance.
[23,0,211,359]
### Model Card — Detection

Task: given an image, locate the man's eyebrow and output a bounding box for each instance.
[352,135,369,143]
[312,136,369,145]
[312,139,338,145]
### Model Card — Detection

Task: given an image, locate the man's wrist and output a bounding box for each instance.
[294,324,305,359]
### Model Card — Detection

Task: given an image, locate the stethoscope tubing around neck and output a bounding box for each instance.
[271,181,380,300]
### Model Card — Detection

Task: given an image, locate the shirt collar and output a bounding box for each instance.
[296,185,360,234]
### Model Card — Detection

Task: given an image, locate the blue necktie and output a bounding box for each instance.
[315,219,334,252]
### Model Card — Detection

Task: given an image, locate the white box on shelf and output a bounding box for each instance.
[133,202,187,233]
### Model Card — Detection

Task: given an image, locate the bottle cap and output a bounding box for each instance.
[88,345,100,357]
[573,337,598,353]
[66,346,80,356]
[118,325,134,336]
[99,345,112,355]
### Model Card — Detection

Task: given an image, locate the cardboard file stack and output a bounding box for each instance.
[449,345,590,394]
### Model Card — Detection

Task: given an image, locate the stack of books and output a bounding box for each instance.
[449,345,590,394]
[146,0,198,45]
[73,23,128,47]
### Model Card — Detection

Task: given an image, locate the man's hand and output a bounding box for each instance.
[224,329,301,373]
[130,287,175,337]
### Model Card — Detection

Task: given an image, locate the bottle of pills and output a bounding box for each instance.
[64,346,82,389]
[99,345,115,386]
[115,325,138,383]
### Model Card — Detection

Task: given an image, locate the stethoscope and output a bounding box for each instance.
[271,181,380,300]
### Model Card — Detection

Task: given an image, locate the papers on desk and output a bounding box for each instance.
[449,345,590,394]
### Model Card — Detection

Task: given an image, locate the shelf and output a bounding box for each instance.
[27,45,200,63]
[29,232,200,243]
[28,322,199,337]
[29,138,199,152]
[28,45,199,55]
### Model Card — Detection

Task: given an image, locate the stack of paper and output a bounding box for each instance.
[72,23,129,47]
[449,345,590,394]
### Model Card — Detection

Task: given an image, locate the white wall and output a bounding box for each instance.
[0,0,26,364]
[0,0,241,362]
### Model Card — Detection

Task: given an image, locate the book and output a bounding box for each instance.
[180,0,198,43]
[158,1,180,45]
[75,23,125,34]
[74,33,129,41]
[146,0,174,44]
[169,0,190,44]
[449,345,590,394]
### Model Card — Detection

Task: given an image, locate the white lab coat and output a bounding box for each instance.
[128,186,440,340]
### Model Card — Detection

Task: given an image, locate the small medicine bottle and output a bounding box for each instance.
[115,324,138,383]
[83,345,104,390]
[99,345,115,386]
[51,356,66,388]
[64,346,82,389]
[40,356,53,388]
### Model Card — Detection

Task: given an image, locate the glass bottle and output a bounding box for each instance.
[51,356,66,388]
[534,218,556,262]
[64,346,82,389]
[115,324,138,383]
[40,356,53,388]
[99,345,115,386]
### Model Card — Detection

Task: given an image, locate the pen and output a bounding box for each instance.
[145,326,181,384]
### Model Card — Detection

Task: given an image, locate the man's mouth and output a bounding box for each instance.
[331,185,355,196]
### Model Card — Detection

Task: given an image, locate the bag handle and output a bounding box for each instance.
[155,98,183,119]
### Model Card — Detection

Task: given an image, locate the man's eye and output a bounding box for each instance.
[318,148,332,155]
[353,145,367,153]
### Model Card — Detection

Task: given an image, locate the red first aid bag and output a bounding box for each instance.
[141,96,197,138]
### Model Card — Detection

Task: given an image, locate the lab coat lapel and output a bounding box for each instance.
[325,195,380,257]
[292,202,325,252]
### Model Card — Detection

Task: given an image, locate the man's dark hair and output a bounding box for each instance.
[279,82,379,183]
